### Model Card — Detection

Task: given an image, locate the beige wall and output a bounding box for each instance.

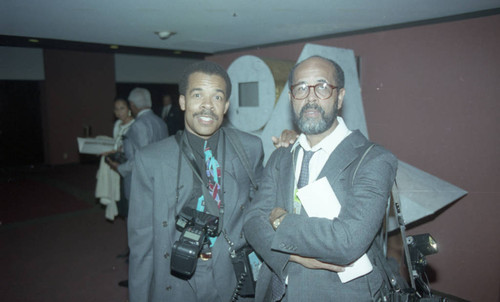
[208,14,500,302]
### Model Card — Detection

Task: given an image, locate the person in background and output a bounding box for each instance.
[161,94,185,136]
[107,88,169,288]
[95,97,134,221]
[244,56,398,302]
[107,87,169,206]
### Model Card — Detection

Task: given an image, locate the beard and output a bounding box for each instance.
[294,99,339,135]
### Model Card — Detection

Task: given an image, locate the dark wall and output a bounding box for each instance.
[42,49,116,165]
[0,80,43,167]
[208,14,500,302]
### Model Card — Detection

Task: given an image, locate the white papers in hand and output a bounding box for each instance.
[77,137,114,154]
[296,177,373,283]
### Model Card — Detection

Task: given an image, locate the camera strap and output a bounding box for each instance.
[352,144,413,297]
[390,181,417,290]
[175,131,225,234]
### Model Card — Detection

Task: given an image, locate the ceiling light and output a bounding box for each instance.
[155,31,176,40]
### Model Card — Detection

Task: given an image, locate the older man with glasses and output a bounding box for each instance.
[244,56,398,302]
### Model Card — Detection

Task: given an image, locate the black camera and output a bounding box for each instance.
[170,207,219,279]
[105,151,127,164]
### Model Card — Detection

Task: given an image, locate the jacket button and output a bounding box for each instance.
[166,285,172,291]
[164,252,170,259]
[162,221,168,227]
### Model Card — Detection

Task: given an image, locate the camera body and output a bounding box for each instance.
[170,207,219,279]
[105,151,127,164]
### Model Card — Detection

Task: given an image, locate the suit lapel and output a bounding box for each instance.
[317,130,368,183]
[279,147,298,213]
[210,133,248,268]
[218,132,239,223]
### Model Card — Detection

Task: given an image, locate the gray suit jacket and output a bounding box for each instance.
[244,130,398,302]
[117,109,168,200]
[128,128,264,302]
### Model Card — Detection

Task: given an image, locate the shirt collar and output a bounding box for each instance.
[291,116,351,153]
[136,108,152,118]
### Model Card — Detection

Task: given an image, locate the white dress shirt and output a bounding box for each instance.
[292,117,352,188]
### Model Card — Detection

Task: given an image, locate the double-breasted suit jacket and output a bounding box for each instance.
[128,128,263,302]
[244,130,398,302]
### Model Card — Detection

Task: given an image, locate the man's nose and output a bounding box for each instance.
[306,86,318,103]
[200,97,214,108]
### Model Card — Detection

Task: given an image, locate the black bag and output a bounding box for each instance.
[230,245,262,298]
[371,244,415,302]
[106,151,127,164]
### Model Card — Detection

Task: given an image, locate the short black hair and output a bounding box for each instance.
[179,61,232,99]
[288,56,345,90]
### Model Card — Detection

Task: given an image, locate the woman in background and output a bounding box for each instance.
[95,97,134,221]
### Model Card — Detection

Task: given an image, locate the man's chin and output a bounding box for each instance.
[194,125,220,137]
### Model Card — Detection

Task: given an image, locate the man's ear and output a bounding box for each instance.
[179,95,186,111]
[223,99,230,114]
[337,88,346,110]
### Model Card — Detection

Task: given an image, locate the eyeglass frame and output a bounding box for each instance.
[290,82,338,100]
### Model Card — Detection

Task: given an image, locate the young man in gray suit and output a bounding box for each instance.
[244,56,398,302]
[127,61,264,301]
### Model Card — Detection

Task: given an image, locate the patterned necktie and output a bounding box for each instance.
[204,141,221,207]
[196,141,221,247]
[298,150,315,189]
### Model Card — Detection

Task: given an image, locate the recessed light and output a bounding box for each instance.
[28,39,39,43]
[155,31,176,40]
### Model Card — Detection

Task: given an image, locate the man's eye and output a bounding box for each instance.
[215,95,224,101]
[193,93,201,98]
[298,85,307,91]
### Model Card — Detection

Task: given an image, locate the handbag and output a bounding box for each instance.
[230,244,262,298]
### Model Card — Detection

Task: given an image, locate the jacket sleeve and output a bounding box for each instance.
[117,120,153,178]
[243,148,291,278]
[271,147,397,265]
[127,150,154,302]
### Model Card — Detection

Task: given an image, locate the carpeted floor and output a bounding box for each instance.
[0,163,129,302]
[0,178,93,225]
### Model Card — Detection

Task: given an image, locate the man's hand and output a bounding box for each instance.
[272,129,298,148]
[100,150,115,156]
[269,207,288,229]
[289,255,345,272]
[106,157,120,172]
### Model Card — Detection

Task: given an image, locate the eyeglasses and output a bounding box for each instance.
[290,83,337,100]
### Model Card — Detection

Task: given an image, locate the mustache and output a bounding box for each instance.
[193,110,219,121]
[300,103,324,117]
